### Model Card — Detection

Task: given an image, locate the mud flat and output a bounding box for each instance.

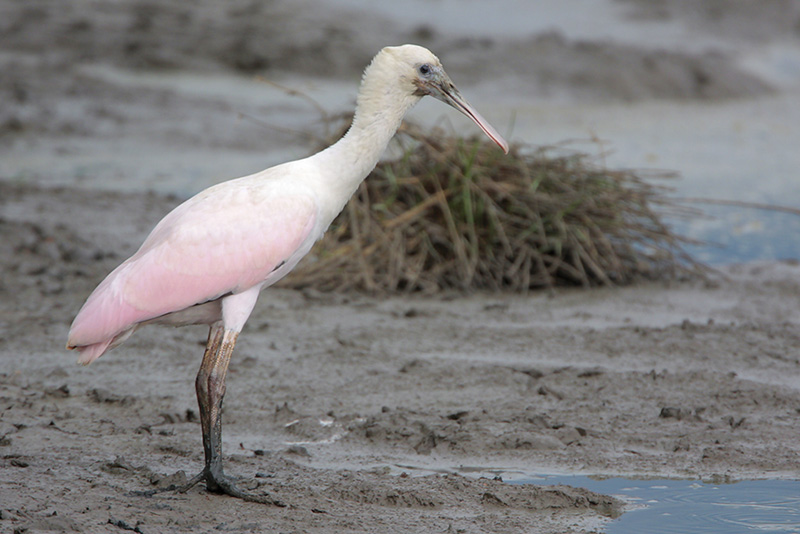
[2,1,799,532]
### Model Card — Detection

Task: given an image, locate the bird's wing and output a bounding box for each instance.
[67,184,319,351]
[125,186,319,312]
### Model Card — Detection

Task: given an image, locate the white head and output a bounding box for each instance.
[359,45,509,153]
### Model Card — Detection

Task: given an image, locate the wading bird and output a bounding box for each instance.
[67,44,508,502]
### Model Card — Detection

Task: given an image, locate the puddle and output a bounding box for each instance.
[676,205,800,265]
[516,475,800,533]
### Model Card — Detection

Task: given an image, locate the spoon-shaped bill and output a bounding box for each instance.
[429,81,509,154]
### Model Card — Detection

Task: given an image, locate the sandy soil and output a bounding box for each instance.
[2,1,800,533]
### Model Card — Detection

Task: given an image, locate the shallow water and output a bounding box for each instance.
[497,93,800,266]
[518,475,800,533]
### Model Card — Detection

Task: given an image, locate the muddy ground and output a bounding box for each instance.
[2,1,800,533]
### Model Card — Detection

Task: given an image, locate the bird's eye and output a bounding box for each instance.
[418,64,431,76]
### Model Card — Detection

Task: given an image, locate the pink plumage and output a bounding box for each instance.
[67,175,319,364]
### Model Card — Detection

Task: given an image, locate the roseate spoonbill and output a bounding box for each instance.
[67,44,508,502]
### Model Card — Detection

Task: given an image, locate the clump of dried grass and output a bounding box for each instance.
[283,121,700,294]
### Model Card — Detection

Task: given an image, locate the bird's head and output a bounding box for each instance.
[372,44,509,154]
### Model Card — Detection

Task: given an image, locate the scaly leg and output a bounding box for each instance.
[178,323,275,504]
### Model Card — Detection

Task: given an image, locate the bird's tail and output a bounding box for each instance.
[67,339,114,365]
[66,325,137,365]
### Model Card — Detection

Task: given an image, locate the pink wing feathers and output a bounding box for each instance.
[67,183,319,364]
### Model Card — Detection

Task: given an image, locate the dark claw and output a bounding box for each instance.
[208,473,283,505]
[179,468,286,506]
[131,469,285,506]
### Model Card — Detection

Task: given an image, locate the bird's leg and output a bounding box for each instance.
[178,323,275,504]
[196,322,230,492]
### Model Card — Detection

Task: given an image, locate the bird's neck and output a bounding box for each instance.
[310,73,421,220]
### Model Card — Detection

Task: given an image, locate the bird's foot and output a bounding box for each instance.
[175,468,286,506]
